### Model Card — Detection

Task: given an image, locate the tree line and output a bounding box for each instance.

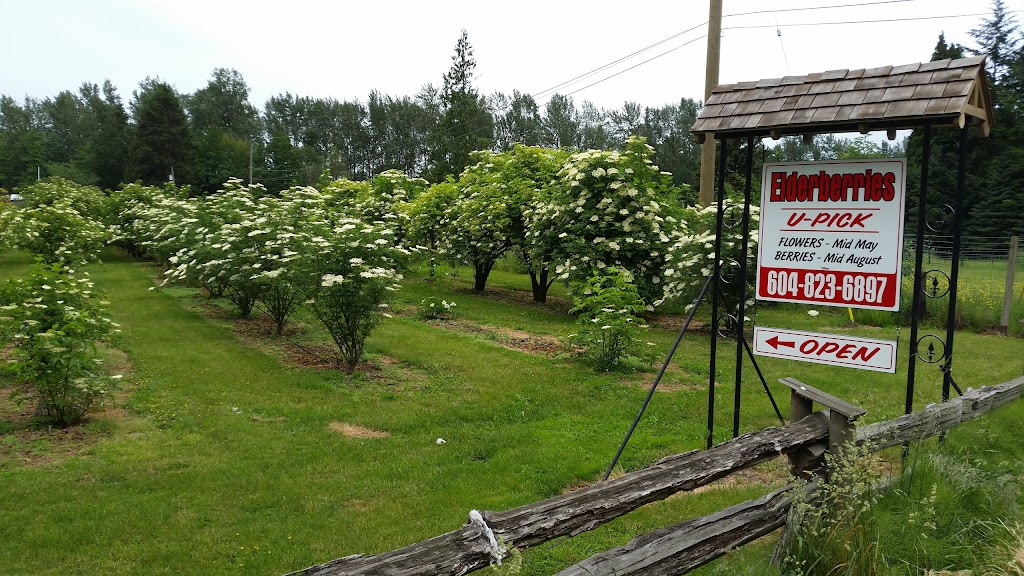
[3,4,1023,237]
[0,30,700,197]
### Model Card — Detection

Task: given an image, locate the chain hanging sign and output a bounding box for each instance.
[756,158,908,311]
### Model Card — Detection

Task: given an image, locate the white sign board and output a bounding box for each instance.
[752,326,897,373]
[756,158,908,311]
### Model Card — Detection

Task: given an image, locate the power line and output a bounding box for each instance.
[560,35,708,99]
[530,0,931,103]
[723,12,991,31]
[508,0,624,77]
[261,1,995,180]
[726,0,917,19]
[544,10,994,102]
[532,22,707,100]
[771,3,791,76]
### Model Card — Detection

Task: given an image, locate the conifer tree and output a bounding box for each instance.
[427,30,493,181]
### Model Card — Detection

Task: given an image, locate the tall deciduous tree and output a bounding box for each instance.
[493,90,542,151]
[640,98,701,196]
[39,90,92,173]
[609,101,643,146]
[188,69,260,192]
[187,68,260,138]
[542,94,581,149]
[83,80,129,189]
[0,96,45,190]
[579,101,611,150]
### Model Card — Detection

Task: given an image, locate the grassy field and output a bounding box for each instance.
[898,254,1024,336]
[1,248,1023,575]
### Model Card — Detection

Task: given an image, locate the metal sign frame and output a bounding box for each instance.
[706,125,970,449]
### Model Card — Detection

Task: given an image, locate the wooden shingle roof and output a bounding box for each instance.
[691,55,993,141]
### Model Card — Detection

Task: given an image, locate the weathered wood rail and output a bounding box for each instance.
[553,481,812,576]
[288,376,1024,576]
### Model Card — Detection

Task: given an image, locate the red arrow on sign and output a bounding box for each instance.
[765,335,796,349]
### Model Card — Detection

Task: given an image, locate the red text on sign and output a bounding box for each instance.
[784,211,874,229]
[768,170,896,203]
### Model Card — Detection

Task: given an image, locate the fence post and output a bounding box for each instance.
[1003,236,1019,332]
[780,378,865,479]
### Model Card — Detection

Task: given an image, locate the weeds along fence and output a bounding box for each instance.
[286,375,1024,576]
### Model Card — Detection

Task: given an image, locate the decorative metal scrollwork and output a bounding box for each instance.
[724,205,744,230]
[719,313,739,339]
[915,334,946,364]
[923,269,950,299]
[926,203,956,233]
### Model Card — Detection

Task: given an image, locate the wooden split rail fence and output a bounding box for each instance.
[288,375,1024,576]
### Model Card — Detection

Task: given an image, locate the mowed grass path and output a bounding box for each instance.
[2,249,1024,575]
[0,251,726,575]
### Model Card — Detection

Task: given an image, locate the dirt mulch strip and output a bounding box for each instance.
[451,284,572,312]
[328,421,390,439]
[426,318,563,356]
[647,315,709,333]
[0,386,128,468]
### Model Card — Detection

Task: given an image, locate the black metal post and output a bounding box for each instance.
[602,275,713,481]
[740,336,785,424]
[942,126,968,402]
[708,137,729,450]
[733,136,754,438]
[906,125,931,415]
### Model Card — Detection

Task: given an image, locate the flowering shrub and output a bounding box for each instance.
[527,136,687,304]
[109,183,202,266]
[407,180,459,281]
[20,177,108,221]
[567,267,657,372]
[416,296,458,321]
[161,180,273,316]
[246,192,321,334]
[108,178,417,370]
[106,183,165,257]
[317,172,427,242]
[4,179,111,264]
[500,145,567,303]
[442,150,517,292]
[358,170,429,240]
[0,264,121,426]
[14,198,109,264]
[658,199,759,310]
[0,201,21,253]
[321,178,370,211]
[300,217,415,372]
[442,146,567,297]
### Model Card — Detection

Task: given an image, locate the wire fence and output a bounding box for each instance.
[905,234,1024,265]
[900,234,1023,334]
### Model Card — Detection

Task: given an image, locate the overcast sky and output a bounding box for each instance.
[1,0,1019,112]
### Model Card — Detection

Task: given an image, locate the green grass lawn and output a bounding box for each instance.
[2,248,1023,575]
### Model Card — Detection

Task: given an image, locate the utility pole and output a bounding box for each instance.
[699,0,723,206]
[249,139,254,186]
